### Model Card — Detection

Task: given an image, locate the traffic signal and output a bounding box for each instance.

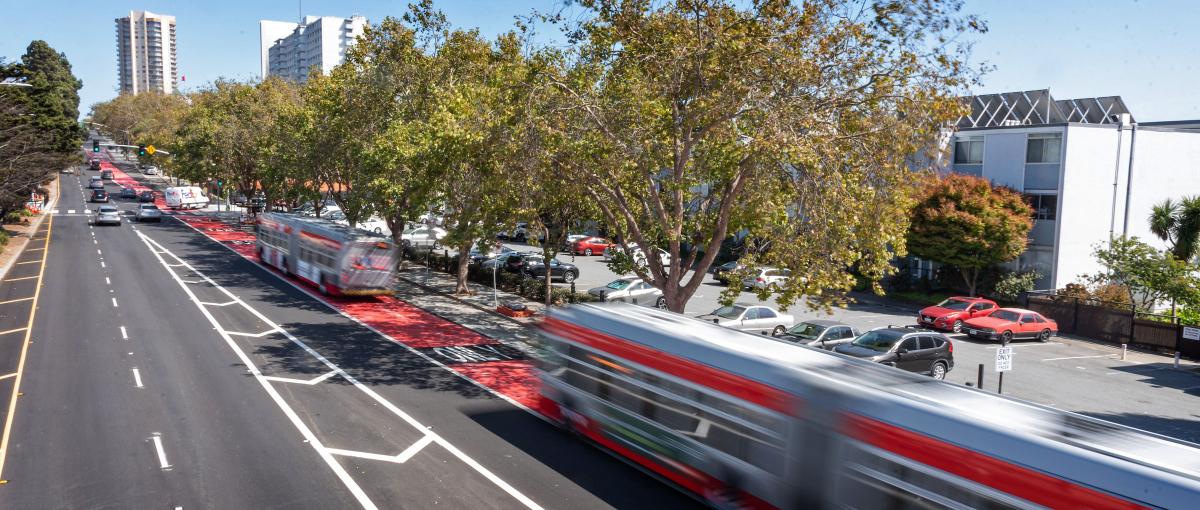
[92,140,100,153]
[138,144,146,156]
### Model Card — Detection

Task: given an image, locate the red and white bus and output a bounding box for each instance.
[256,212,398,296]
[538,303,1200,509]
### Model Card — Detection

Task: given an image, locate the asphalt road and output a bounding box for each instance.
[0,152,701,508]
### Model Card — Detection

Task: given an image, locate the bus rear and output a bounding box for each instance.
[335,239,398,295]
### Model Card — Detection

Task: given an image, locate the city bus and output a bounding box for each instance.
[537,303,1200,509]
[255,212,398,296]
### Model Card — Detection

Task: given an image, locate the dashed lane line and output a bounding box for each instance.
[132,368,144,388]
[150,433,171,470]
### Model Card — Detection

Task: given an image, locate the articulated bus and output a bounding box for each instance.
[255,212,398,296]
[537,303,1200,509]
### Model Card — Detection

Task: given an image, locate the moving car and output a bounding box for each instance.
[88,159,101,170]
[833,326,954,379]
[119,186,137,199]
[743,267,791,290]
[586,277,666,308]
[523,257,580,283]
[138,190,156,202]
[100,169,114,180]
[135,204,163,222]
[918,296,998,333]
[88,177,105,190]
[571,236,614,256]
[697,303,795,336]
[964,307,1058,343]
[778,319,860,350]
[89,189,109,203]
[94,205,121,225]
[143,165,160,175]
[712,260,745,285]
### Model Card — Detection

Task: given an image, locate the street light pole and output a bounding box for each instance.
[493,264,499,307]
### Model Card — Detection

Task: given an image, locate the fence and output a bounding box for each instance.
[1023,290,1193,357]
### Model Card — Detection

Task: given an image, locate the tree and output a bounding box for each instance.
[550,0,984,312]
[907,173,1033,296]
[11,41,84,156]
[1149,196,1200,264]
[0,89,61,217]
[89,90,189,172]
[1088,236,1200,312]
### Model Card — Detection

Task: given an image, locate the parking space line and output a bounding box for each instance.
[0,328,28,336]
[2,276,38,282]
[986,342,1061,349]
[263,370,339,385]
[1042,355,1115,362]
[15,261,40,266]
[0,374,15,381]
[0,297,33,305]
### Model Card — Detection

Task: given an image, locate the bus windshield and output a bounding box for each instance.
[346,241,397,271]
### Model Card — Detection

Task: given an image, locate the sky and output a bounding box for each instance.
[1,0,1198,121]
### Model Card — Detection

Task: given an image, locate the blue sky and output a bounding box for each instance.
[2,1,1198,121]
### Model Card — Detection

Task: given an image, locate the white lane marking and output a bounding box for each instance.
[67,209,75,214]
[132,368,144,388]
[225,330,282,338]
[198,300,239,307]
[1041,354,1116,362]
[97,249,101,256]
[112,297,118,308]
[120,326,128,339]
[263,370,339,385]
[137,232,542,510]
[136,233,378,510]
[325,434,436,464]
[150,433,171,469]
[105,277,111,285]
[100,261,106,269]
[93,239,98,245]
[0,373,17,381]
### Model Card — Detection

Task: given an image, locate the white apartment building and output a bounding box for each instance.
[259,15,367,83]
[936,90,1200,290]
[115,10,177,94]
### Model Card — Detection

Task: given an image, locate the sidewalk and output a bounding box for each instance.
[0,176,59,280]
[397,266,547,324]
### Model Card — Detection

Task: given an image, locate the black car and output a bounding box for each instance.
[90,189,109,203]
[100,169,114,180]
[779,319,860,350]
[88,159,101,170]
[712,260,745,285]
[120,187,137,199]
[138,190,156,202]
[832,327,953,379]
[523,257,580,283]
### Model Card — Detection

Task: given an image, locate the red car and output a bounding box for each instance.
[917,296,998,333]
[572,236,614,256]
[963,308,1057,343]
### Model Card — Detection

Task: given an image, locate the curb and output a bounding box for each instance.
[0,177,60,281]
[396,269,538,327]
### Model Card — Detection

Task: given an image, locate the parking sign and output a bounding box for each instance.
[995,346,1014,372]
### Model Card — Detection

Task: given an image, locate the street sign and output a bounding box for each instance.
[146,145,156,155]
[995,346,1014,372]
[1183,326,1200,341]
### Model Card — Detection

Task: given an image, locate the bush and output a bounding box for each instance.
[0,230,8,247]
[992,271,1041,301]
[3,212,23,225]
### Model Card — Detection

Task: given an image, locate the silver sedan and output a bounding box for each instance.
[696,303,795,337]
[94,205,122,226]
[587,277,666,308]
[135,204,163,222]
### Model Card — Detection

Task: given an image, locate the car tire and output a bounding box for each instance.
[563,271,577,283]
[655,296,667,309]
[930,361,948,380]
[952,320,963,333]
[1001,331,1013,344]
[584,248,593,256]
[1038,329,1051,342]
[772,325,786,337]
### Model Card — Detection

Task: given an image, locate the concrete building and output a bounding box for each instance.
[934,89,1200,290]
[259,15,367,83]
[115,10,177,94]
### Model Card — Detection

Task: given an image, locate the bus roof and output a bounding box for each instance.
[261,212,390,243]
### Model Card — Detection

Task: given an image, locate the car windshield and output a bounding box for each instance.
[98,206,117,213]
[140,205,157,210]
[785,322,826,340]
[605,279,634,290]
[719,261,739,270]
[851,330,902,352]
[991,310,1021,322]
[712,305,746,319]
[936,298,972,311]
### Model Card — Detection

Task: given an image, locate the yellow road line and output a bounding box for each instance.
[0,298,33,305]
[0,328,28,336]
[1,276,37,282]
[0,212,52,481]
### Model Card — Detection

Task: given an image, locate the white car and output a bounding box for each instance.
[696,303,795,336]
[744,267,792,290]
[143,165,160,175]
[604,245,672,269]
[400,223,446,249]
[587,277,666,308]
[94,205,122,226]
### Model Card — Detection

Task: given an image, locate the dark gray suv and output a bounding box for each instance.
[832,326,954,379]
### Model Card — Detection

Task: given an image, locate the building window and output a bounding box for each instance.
[953,137,983,164]
[1026,133,1062,163]
[1025,193,1057,221]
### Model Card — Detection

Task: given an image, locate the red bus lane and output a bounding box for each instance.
[171,213,550,414]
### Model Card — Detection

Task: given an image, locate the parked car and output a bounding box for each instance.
[400,223,446,250]
[89,189,109,203]
[963,308,1058,343]
[743,267,791,290]
[88,177,105,190]
[119,186,137,199]
[572,236,615,256]
[481,252,538,274]
[833,327,954,379]
[498,222,529,242]
[94,205,121,226]
[138,191,156,202]
[604,245,672,269]
[143,165,160,175]
[587,277,666,308]
[696,303,795,337]
[100,169,114,180]
[712,260,746,285]
[561,234,590,251]
[918,296,999,333]
[523,257,580,283]
[778,320,860,350]
[135,204,163,222]
[467,244,514,265]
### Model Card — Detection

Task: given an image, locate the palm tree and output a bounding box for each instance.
[1149,196,1200,263]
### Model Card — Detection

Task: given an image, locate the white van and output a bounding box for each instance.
[164,186,209,210]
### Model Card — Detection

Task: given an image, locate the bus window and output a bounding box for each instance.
[837,443,1028,510]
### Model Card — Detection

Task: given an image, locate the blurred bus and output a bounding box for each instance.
[255,212,397,296]
[537,303,1200,509]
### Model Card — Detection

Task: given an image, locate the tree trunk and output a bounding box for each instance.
[665,286,687,314]
[455,241,472,295]
[544,226,553,309]
[961,267,979,297]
